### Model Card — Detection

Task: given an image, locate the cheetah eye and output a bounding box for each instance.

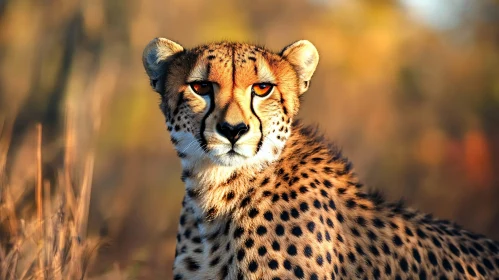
[190,81,213,96]
[252,83,274,97]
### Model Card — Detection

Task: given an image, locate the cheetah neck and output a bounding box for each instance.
[179,139,281,221]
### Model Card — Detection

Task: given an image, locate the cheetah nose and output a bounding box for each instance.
[216,122,249,144]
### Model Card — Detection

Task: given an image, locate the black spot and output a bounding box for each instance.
[431,236,442,248]
[385,263,392,275]
[476,264,486,276]
[416,228,427,239]
[369,245,379,256]
[367,230,377,241]
[442,258,452,272]
[294,266,304,278]
[225,191,235,201]
[428,251,438,266]
[356,216,367,227]
[237,248,245,261]
[261,177,270,186]
[245,238,254,248]
[323,179,333,188]
[307,221,315,233]
[299,202,309,212]
[192,236,201,243]
[487,241,499,253]
[291,226,303,237]
[455,261,464,274]
[291,208,300,218]
[287,245,297,256]
[346,199,357,208]
[412,248,421,263]
[313,199,321,209]
[284,260,292,270]
[400,257,408,272]
[336,213,344,223]
[316,255,324,266]
[280,211,290,221]
[272,240,280,251]
[268,259,279,270]
[248,261,258,272]
[240,196,251,208]
[256,226,267,236]
[459,243,469,254]
[258,246,267,256]
[210,257,220,266]
[393,235,403,246]
[328,199,336,210]
[382,242,391,255]
[233,227,244,239]
[320,189,329,198]
[326,218,334,228]
[263,211,273,221]
[316,232,323,242]
[181,170,191,182]
[185,257,199,271]
[248,208,259,218]
[483,258,494,270]
[348,252,356,263]
[304,245,313,258]
[373,218,385,228]
[466,265,476,277]
[418,270,426,280]
[355,244,365,255]
[276,224,285,236]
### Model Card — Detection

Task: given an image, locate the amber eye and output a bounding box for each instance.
[190,81,213,95]
[252,83,274,97]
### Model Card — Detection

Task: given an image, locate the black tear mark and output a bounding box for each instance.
[198,90,215,152]
[250,94,263,153]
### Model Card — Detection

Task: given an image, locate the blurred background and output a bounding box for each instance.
[1,0,498,278]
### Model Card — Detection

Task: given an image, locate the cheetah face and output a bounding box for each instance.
[143,39,318,167]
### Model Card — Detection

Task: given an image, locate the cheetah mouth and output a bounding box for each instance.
[207,144,254,166]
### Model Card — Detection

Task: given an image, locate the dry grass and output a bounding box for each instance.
[0,118,109,279]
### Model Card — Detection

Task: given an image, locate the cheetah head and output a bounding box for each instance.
[142,39,319,167]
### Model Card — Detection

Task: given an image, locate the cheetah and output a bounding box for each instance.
[142,38,499,280]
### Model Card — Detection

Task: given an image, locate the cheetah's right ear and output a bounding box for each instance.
[281,40,319,95]
[142,38,184,93]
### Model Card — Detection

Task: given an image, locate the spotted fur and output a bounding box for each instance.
[142,38,499,280]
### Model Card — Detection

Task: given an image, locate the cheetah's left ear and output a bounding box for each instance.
[281,40,319,95]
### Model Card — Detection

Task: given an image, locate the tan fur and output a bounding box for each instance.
[142,39,499,280]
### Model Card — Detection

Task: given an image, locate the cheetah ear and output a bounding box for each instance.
[142,37,184,93]
[281,40,319,95]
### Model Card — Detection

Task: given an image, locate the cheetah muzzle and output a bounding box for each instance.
[142,38,499,280]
